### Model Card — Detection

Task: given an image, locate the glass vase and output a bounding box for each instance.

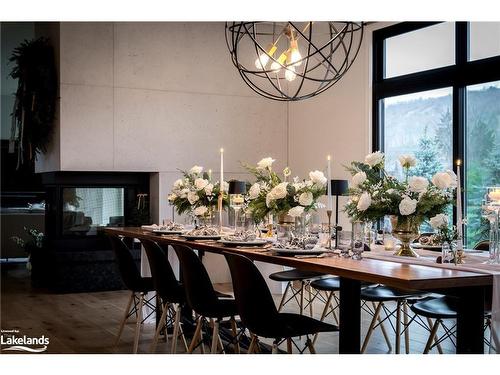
[276,213,294,244]
[441,242,453,263]
[351,221,365,260]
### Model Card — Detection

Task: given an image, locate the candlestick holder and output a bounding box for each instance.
[326,210,332,250]
[218,192,223,233]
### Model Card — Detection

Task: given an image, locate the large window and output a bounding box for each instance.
[373,22,500,247]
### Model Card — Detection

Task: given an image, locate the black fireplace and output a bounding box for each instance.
[40,171,150,293]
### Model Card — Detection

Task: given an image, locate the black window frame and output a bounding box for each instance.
[372,21,500,238]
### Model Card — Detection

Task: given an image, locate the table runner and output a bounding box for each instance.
[364,246,499,354]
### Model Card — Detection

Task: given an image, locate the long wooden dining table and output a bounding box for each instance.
[104,227,494,354]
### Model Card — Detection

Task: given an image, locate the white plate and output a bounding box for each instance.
[181,235,221,241]
[218,240,268,247]
[152,229,184,235]
[271,248,327,256]
[411,243,442,250]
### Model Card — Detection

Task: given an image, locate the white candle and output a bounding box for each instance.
[327,155,332,210]
[456,160,463,250]
[219,148,224,227]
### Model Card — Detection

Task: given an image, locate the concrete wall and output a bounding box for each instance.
[35,22,393,286]
[288,23,393,230]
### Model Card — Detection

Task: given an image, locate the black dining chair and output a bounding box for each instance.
[360,284,426,354]
[224,252,338,354]
[109,235,156,354]
[141,239,188,353]
[173,244,240,354]
[269,269,324,317]
[407,240,494,354]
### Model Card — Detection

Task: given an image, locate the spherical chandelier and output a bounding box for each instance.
[225,22,364,101]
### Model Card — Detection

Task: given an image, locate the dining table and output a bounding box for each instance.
[104,226,498,354]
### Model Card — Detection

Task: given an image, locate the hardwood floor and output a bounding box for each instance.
[1,263,461,354]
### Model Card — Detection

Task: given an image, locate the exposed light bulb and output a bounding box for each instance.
[290,39,302,66]
[254,44,278,70]
[270,51,287,72]
[285,65,296,82]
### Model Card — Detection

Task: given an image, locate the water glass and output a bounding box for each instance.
[338,230,352,258]
[352,221,365,260]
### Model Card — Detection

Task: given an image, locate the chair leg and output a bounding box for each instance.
[306,338,316,354]
[313,291,335,345]
[395,301,402,354]
[248,334,257,354]
[271,340,279,354]
[230,317,240,354]
[307,283,314,317]
[376,302,393,352]
[277,282,291,312]
[211,320,220,354]
[424,319,441,354]
[133,292,145,354]
[171,303,182,354]
[403,302,410,354]
[150,302,169,353]
[188,316,203,353]
[114,291,134,348]
[299,282,305,316]
[361,301,383,353]
[426,317,443,354]
[286,338,293,354]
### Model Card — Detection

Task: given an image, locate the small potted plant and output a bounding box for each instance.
[11,227,46,284]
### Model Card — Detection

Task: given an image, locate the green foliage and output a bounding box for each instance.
[10,37,57,166]
[411,127,442,180]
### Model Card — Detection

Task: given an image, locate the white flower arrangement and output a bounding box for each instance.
[168,166,228,217]
[345,151,456,224]
[243,157,327,223]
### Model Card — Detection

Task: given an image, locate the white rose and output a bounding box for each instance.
[309,170,327,186]
[351,171,367,187]
[430,213,449,230]
[190,165,203,175]
[298,192,313,206]
[431,172,454,189]
[173,179,184,189]
[180,188,189,198]
[408,176,429,193]
[204,183,214,195]
[221,181,229,192]
[356,192,372,211]
[249,183,261,199]
[187,191,199,205]
[167,193,177,202]
[193,206,208,217]
[288,206,305,217]
[399,196,418,216]
[257,157,275,169]
[364,151,384,167]
[398,154,417,168]
[445,170,458,188]
[194,178,209,191]
[386,188,396,195]
[270,182,288,200]
[266,192,274,207]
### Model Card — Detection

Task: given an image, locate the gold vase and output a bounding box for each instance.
[390,215,420,257]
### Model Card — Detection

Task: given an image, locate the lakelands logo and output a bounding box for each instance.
[1,329,49,353]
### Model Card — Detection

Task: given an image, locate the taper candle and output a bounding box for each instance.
[327,155,332,210]
[456,159,463,250]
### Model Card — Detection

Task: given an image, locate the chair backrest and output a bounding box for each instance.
[223,252,279,335]
[473,240,489,251]
[108,235,143,291]
[141,239,181,302]
[172,244,220,315]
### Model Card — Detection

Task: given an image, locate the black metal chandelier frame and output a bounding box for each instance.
[225,22,364,101]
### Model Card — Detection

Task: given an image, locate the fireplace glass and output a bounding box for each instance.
[62,187,125,236]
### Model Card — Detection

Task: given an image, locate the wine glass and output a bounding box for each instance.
[230,193,245,231]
